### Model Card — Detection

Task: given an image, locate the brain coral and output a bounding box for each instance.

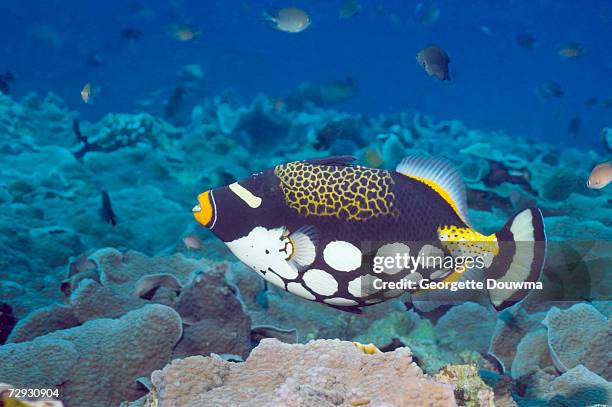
[0,304,182,407]
[171,269,252,360]
[510,328,553,380]
[488,305,544,373]
[435,302,497,354]
[146,339,470,407]
[542,304,608,375]
[545,364,612,406]
[7,303,79,343]
[0,338,78,388]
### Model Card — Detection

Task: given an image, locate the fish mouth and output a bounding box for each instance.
[192,190,216,228]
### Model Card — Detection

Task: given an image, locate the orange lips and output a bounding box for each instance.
[192,191,213,227]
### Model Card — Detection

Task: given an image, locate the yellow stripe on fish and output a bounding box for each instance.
[408,175,463,222]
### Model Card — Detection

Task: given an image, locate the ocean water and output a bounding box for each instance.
[0,1,610,407]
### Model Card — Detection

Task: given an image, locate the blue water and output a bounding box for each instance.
[1,0,611,147]
[0,2,611,406]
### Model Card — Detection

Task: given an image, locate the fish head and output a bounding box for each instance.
[586,176,603,189]
[193,169,289,242]
[193,169,302,280]
[416,52,427,69]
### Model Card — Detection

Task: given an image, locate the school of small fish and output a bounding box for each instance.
[72,3,609,196]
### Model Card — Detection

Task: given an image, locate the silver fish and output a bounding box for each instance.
[265,7,311,33]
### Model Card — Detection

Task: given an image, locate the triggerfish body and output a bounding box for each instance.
[193,156,546,312]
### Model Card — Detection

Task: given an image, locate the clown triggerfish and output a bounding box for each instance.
[193,156,546,312]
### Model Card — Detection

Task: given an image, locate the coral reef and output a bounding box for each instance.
[0,304,183,407]
[488,306,545,373]
[73,113,180,159]
[435,365,495,407]
[489,303,611,406]
[1,84,610,407]
[542,304,609,378]
[129,339,492,407]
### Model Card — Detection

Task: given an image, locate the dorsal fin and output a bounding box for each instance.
[303,156,356,166]
[396,156,471,226]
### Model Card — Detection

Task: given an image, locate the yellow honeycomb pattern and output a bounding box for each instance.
[274,162,399,221]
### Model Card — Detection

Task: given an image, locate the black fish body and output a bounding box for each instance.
[193,156,546,312]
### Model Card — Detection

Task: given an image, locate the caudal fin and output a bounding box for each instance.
[487,208,546,310]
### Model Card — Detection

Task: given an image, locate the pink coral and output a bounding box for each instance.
[150,339,461,407]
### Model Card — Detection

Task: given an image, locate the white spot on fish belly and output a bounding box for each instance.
[418,244,444,259]
[375,243,411,275]
[287,282,315,300]
[323,297,359,306]
[303,268,338,296]
[348,274,380,298]
[226,226,298,280]
[265,271,286,290]
[323,241,362,272]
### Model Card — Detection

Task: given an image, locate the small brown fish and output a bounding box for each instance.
[417,46,451,81]
[80,82,96,104]
[559,42,584,58]
[170,25,200,41]
[183,234,203,250]
[100,190,116,226]
[265,7,311,33]
[587,162,612,189]
[134,274,182,299]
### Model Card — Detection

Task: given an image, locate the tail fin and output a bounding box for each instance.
[262,8,278,24]
[487,208,546,310]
